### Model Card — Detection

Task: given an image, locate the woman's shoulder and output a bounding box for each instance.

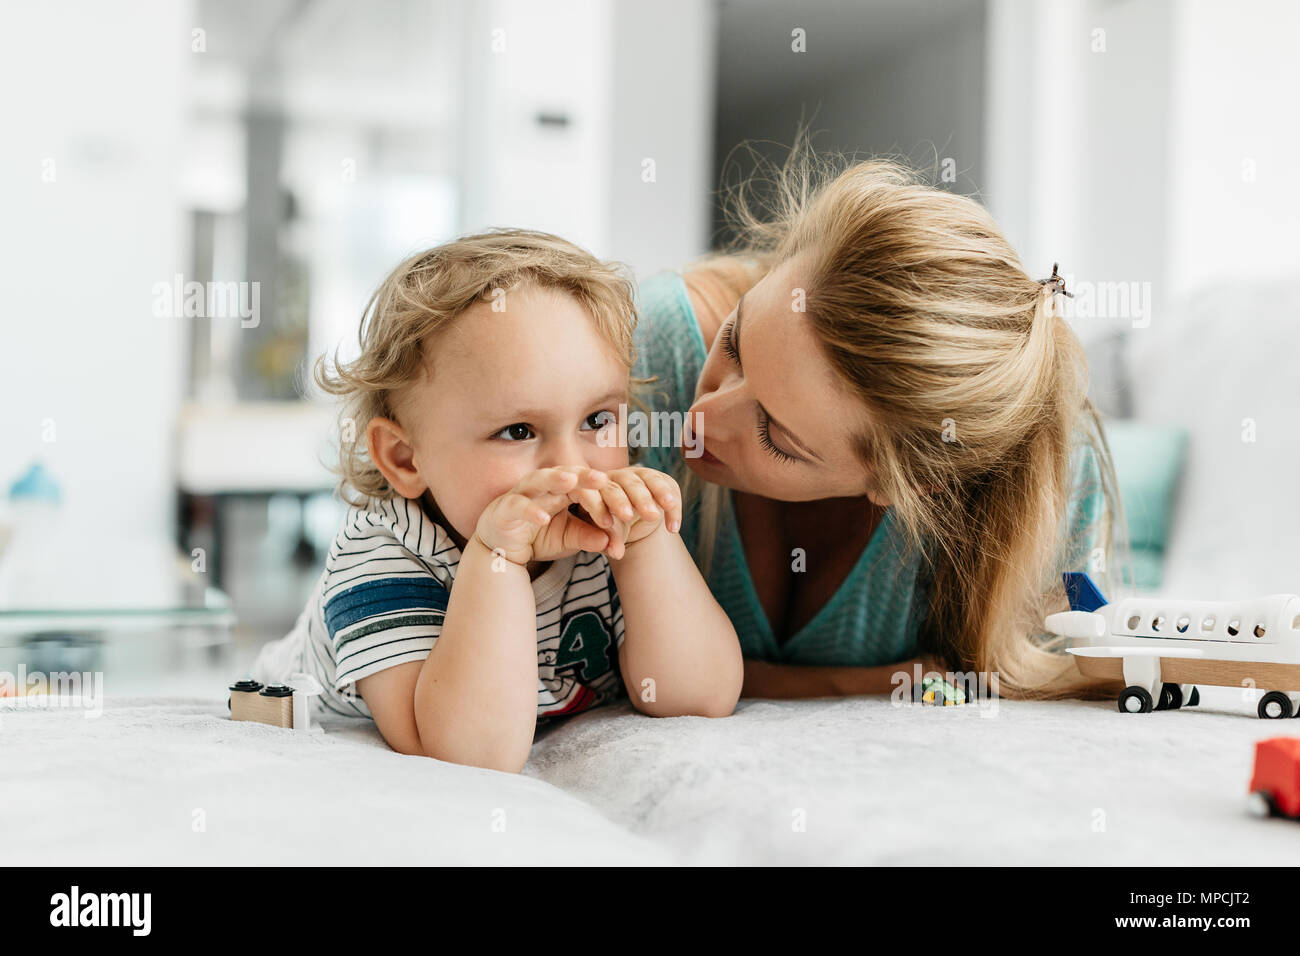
[636,256,761,353]
[636,271,706,354]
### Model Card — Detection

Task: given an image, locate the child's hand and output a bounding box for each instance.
[565,466,682,560]
[473,466,613,567]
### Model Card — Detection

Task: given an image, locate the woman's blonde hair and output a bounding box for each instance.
[683,137,1130,701]
[314,228,644,507]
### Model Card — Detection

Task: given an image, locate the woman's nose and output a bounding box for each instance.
[689,380,743,443]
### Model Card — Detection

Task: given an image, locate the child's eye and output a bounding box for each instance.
[581,410,616,431]
[494,423,534,441]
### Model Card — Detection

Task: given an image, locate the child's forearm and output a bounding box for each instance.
[610,524,743,717]
[413,536,539,772]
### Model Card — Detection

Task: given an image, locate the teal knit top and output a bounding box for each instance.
[630,271,1105,666]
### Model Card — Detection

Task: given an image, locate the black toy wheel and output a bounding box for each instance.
[1154,683,1183,710]
[1246,790,1276,818]
[1118,686,1154,714]
[1258,691,1293,720]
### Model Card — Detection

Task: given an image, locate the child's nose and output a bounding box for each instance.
[538,434,588,470]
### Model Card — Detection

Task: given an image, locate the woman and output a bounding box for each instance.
[631,146,1125,701]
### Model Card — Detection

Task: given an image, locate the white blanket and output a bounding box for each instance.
[4,687,1298,865]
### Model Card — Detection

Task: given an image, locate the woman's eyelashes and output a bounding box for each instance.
[718,320,800,464]
[757,410,800,464]
[719,320,740,362]
[490,410,617,442]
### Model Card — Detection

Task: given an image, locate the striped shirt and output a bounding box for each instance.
[264,495,626,721]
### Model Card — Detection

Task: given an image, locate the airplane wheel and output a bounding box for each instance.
[1258,692,1293,720]
[1185,686,1200,707]
[1155,683,1183,710]
[1118,686,1154,714]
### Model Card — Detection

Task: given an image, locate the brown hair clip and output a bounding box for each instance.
[1039,262,1074,298]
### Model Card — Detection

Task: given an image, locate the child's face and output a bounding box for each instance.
[391,284,631,544]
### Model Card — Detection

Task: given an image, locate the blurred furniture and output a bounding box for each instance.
[176,401,336,588]
[0,532,235,678]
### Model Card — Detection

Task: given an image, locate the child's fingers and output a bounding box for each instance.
[596,480,637,524]
[635,470,681,533]
[573,466,610,489]
[611,472,662,525]
[516,467,582,501]
[499,492,552,528]
[557,511,610,554]
[568,485,614,530]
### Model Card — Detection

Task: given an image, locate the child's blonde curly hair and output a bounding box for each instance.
[314,229,646,508]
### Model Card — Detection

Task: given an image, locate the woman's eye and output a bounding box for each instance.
[582,410,616,431]
[494,423,534,441]
[720,321,740,362]
[757,412,799,464]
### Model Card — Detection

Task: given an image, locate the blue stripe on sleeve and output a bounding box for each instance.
[324,577,451,638]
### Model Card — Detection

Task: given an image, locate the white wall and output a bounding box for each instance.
[456,0,616,255]
[0,0,192,537]
[984,0,1300,335]
[456,0,716,278]
[1164,0,1300,299]
[607,0,717,277]
[984,0,1175,344]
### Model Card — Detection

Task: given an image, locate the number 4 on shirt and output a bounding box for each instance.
[554,608,616,684]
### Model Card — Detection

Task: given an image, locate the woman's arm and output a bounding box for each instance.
[741,657,941,700]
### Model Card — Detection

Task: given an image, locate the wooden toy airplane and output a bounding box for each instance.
[1046,572,1300,719]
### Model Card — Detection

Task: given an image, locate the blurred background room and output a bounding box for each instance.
[1,0,1297,697]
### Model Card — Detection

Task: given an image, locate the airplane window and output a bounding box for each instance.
[1176,615,1190,633]
[1127,614,1141,630]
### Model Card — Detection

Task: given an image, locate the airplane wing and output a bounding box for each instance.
[1067,646,1207,660]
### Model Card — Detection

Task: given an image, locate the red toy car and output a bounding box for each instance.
[1247,737,1300,818]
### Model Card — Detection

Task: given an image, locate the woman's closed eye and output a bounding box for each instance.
[719,320,740,362]
[719,320,801,465]
[757,410,799,464]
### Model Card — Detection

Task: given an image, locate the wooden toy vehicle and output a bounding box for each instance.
[1247,737,1300,818]
[228,673,323,731]
[1046,573,1300,719]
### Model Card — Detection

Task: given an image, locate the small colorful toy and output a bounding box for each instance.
[1247,737,1300,818]
[1046,572,1300,719]
[919,676,967,706]
[228,673,323,732]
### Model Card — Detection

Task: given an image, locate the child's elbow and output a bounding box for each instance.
[634,688,739,719]
[418,734,528,774]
